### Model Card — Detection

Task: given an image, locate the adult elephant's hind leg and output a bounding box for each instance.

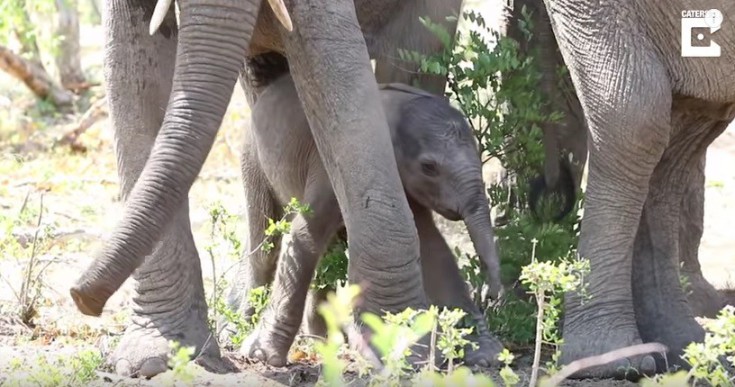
[103,0,218,377]
[632,118,727,371]
[553,27,670,379]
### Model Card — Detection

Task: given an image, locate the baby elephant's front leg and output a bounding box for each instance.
[241,173,343,366]
[412,200,503,367]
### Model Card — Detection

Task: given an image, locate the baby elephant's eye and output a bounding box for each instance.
[420,161,439,177]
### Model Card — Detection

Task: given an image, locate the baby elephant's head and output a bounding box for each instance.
[393,95,501,298]
[393,96,485,221]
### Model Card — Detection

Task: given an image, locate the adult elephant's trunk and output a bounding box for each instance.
[462,188,503,300]
[70,0,277,316]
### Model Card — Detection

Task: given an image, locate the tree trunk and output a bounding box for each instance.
[0,45,74,108]
[54,0,87,90]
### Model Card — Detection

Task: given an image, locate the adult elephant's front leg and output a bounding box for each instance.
[103,1,217,377]
[281,0,427,320]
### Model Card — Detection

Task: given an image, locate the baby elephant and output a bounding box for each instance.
[231,74,502,367]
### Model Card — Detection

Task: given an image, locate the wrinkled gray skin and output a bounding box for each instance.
[68,0,470,378]
[541,0,735,378]
[233,73,502,367]
[510,0,725,318]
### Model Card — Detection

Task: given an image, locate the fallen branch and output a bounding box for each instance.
[54,96,109,152]
[0,44,74,108]
[12,227,104,248]
[63,81,100,94]
[542,343,668,387]
[13,176,118,188]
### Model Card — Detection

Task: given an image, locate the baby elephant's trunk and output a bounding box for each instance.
[463,194,503,300]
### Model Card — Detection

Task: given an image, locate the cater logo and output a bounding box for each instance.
[681,9,723,57]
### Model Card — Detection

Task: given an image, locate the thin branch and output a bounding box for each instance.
[54,96,108,152]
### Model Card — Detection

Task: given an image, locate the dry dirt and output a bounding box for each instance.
[1,8,734,387]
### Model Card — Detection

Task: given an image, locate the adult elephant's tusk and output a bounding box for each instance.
[267,0,293,32]
[149,0,174,35]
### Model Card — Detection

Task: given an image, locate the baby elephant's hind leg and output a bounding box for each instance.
[241,171,343,366]
[411,200,502,367]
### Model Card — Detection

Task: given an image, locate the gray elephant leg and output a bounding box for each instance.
[301,286,330,338]
[280,0,426,318]
[241,171,343,366]
[372,0,461,95]
[301,232,347,339]
[678,154,725,318]
[555,38,672,378]
[223,128,283,339]
[102,0,218,377]
[411,200,502,367]
[632,118,727,371]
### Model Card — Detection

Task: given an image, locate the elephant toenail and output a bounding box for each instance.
[640,355,657,376]
[139,357,168,378]
[270,356,286,367]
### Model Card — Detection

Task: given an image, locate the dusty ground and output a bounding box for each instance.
[1,3,734,386]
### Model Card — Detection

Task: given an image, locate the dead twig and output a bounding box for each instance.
[13,176,118,188]
[542,343,669,387]
[18,194,46,324]
[64,81,101,94]
[54,96,108,152]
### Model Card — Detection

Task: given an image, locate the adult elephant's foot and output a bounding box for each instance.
[111,314,221,378]
[560,322,656,379]
[108,212,223,378]
[464,332,503,367]
[240,324,292,367]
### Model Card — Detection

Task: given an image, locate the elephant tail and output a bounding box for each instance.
[528,157,577,222]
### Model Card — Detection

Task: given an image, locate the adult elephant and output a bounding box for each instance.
[68,0,471,378]
[510,0,726,318]
[540,0,735,378]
